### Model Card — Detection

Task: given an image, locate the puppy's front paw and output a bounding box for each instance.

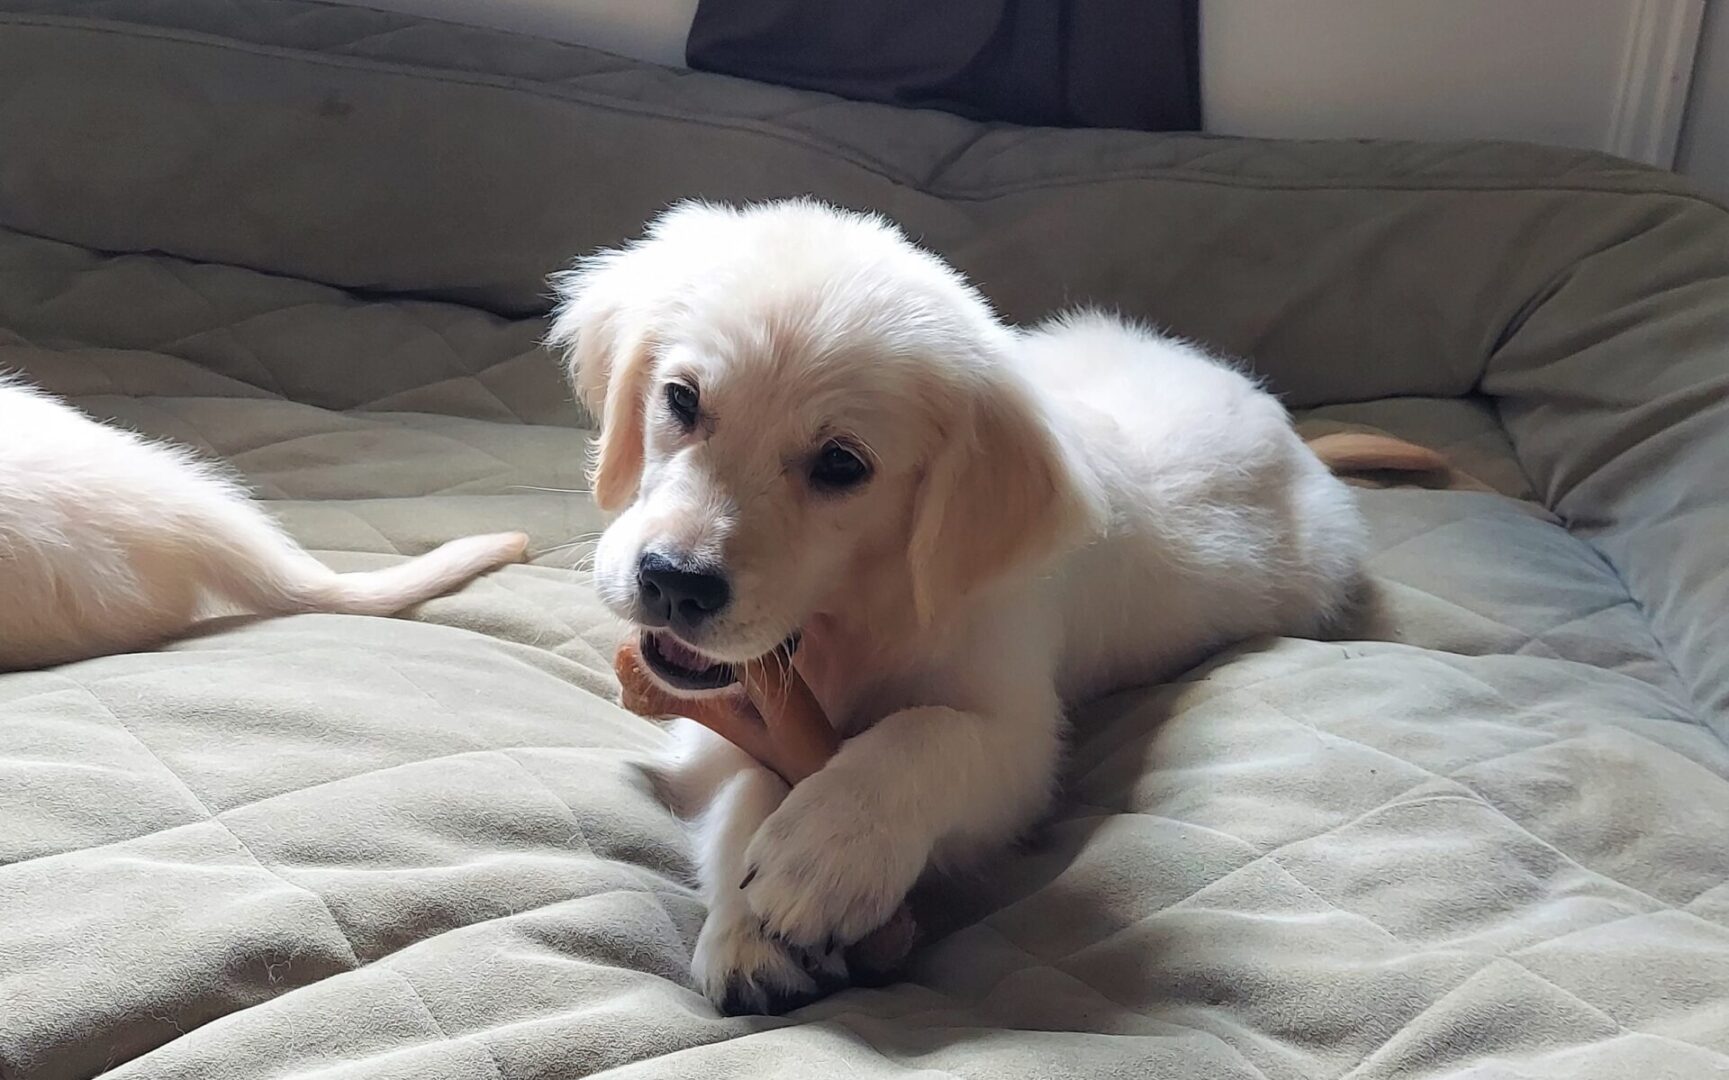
[692,905,845,1016]
[740,771,926,950]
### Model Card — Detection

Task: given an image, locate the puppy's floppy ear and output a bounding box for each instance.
[548,202,742,511]
[907,372,1103,624]
[548,253,656,513]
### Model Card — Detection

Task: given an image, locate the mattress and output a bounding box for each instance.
[1,3,1727,1078]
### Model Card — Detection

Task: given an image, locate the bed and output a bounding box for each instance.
[2,3,1727,1077]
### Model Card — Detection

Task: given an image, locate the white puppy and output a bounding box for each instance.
[0,376,527,670]
[551,199,1430,1014]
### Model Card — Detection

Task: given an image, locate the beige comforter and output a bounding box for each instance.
[2,4,1726,1077]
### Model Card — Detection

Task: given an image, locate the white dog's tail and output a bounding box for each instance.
[1306,432,1448,475]
[191,502,529,618]
[274,533,530,617]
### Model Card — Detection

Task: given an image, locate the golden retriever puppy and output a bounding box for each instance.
[0,376,526,670]
[551,199,1392,1014]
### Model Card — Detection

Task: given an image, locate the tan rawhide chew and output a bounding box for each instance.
[1305,431,1494,492]
[615,642,918,972]
[1305,431,1449,475]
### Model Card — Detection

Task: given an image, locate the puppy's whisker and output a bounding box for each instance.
[507,485,593,495]
[769,646,793,722]
[530,542,587,559]
[531,533,604,559]
[532,546,603,574]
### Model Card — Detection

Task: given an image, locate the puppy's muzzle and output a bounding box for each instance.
[637,551,730,635]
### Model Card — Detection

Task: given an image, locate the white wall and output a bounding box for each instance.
[1678,2,1729,200]
[355,0,698,68]
[341,1,1708,170]
[1202,0,1704,166]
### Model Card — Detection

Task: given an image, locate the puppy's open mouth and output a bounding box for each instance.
[636,629,803,693]
[639,631,736,692]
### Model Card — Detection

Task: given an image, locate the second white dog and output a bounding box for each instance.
[0,377,527,671]
[552,199,1429,1014]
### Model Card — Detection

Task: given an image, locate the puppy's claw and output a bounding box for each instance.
[719,974,822,1017]
[801,946,852,995]
[739,867,758,890]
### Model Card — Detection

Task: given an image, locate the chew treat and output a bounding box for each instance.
[615,641,837,786]
[614,639,916,972]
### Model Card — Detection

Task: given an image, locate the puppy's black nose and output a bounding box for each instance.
[637,552,730,631]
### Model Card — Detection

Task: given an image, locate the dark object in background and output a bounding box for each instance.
[687,0,1201,132]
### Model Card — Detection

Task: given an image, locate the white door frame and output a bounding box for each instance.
[1606,0,1707,165]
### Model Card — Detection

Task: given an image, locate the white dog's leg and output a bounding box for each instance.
[659,719,842,1014]
[739,689,1063,951]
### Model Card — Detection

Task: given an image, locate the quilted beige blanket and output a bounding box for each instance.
[2,3,1726,1077]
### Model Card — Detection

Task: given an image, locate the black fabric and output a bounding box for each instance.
[686,0,1201,132]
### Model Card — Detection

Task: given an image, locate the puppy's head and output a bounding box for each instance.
[550,200,1101,690]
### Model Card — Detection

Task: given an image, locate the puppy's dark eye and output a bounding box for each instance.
[810,441,870,490]
[665,382,698,429]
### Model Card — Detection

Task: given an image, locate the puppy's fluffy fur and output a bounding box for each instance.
[551,200,1402,1014]
[0,376,527,670]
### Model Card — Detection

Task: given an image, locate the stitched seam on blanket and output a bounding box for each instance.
[496,751,698,961]
[1015,789,1493,971]
[1270,862,1729,1067]
[388,968,507,1080]
[1331,957,1622,1080]
[961,922,1280,1080]
[380,308,535,425]
[1255,692,1717,913]
[1057,756,1724,966]
[893,944,1282,1080]
[0,739,662,871]
[992,798,1729,1070]
[59,681,369,981]
[10,688,689,1002]
[154,260,293,400]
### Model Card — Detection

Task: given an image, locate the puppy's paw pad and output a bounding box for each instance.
[694,912,834,1016]
[719,974,822,1017]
